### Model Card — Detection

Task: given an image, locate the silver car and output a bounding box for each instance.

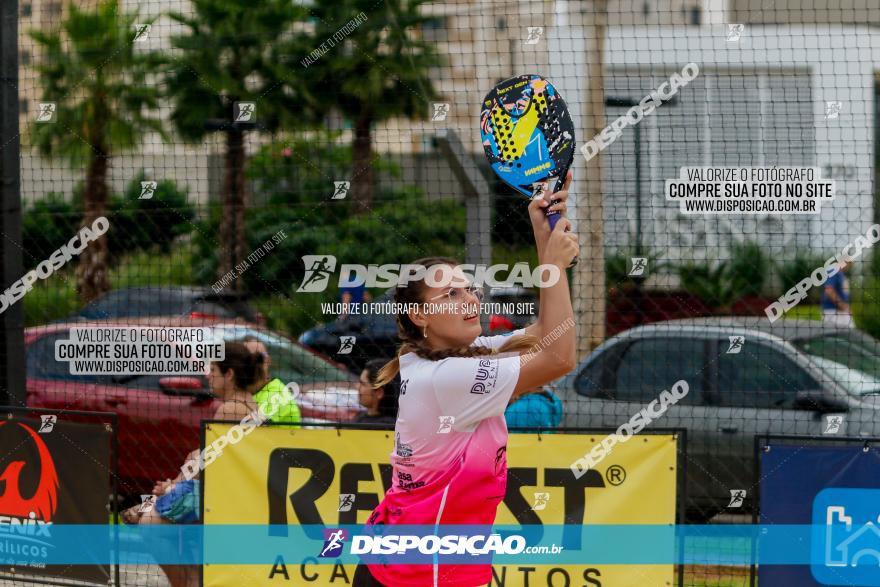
[551,317,880,520]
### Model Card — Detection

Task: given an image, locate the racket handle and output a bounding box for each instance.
[548,173,578,266]
[547,172,568,230]
[547,204,562,230]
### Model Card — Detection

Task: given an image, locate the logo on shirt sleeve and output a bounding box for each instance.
[395,432,414,457]
[470,359,499,395]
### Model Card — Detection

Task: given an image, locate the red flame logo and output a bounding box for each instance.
[0,422,59,522]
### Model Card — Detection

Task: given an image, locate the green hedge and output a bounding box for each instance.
[193,193,466,299]
[22,172,195,269]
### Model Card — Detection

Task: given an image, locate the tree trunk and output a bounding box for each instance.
[219,129,247,288]
[351,115,374,214]
[76,150,111,303]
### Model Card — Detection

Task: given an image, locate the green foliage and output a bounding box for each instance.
[299,0,442,124]
[23,244,338,336]
[247,133,354,207]
[677,241,770,308]
[774,251,826,301]
[866,248,880,280]
[492,246,538,269]
[605,243,670,290]
[605,251,631,289]
[105,171,196,256]
[21,193,80,266]
[854,277,880,340]
[193,192,466,295]
[728,241,769,297]
[245,133,400,213]
[253,294,330,337]
[784,304,822,321]
[297,0,443,210]
[28,0,166,161]
[333,195,465,266]
[165,0,311,141]
[677,260,737,309]
[23,270,79,326]
[23,247,197,326]
[109,248,197,288]
[23,172,195,270]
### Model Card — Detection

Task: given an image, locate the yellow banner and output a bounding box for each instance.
[203,427,677,587]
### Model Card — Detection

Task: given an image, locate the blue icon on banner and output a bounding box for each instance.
[812,488,880,585]
[319,528,347,558]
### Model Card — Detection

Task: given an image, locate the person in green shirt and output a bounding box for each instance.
[242,337,302,427]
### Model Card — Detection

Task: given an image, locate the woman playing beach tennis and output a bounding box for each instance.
[353,172,579,587]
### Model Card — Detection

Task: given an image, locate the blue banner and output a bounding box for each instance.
[0,523,859,566]
[760,442,880,586]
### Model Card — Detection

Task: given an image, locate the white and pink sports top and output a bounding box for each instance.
[364,330,524,587]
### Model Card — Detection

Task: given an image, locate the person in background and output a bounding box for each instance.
[821,259,854,328]
[339,274,372,321]
[355,358,400,426]
[121,343,265,587]
[242,336,302,426]
[505,386,563,433]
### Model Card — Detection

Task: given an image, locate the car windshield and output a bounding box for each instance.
[212,326,349,384]
[793,332,880,395]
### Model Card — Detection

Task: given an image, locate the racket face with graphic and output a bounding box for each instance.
[480,75,575,229]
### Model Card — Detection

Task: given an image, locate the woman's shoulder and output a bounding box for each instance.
[214,399,254,420]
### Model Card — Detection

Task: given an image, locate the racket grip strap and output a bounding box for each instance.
[546,201,578,267]
[546,203,562,230]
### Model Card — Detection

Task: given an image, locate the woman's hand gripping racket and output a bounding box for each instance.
[480,74,577,266]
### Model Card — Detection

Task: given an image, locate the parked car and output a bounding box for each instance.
[485,286,538,333]
[298,287,537,372]
[25,318,359,500]
[551,317,880,521]
[73,286,264,324]
[298,291,399,373]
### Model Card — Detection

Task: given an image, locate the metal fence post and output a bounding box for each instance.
[0,0,26,407]
[436,129,492,268]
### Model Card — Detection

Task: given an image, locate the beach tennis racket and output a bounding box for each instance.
[480,74,575,231]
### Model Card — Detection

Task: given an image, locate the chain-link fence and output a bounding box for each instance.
[4,0,880,585]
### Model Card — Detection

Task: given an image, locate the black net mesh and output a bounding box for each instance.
[3,1,880,585]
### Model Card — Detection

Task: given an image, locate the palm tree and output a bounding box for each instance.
[29,0,166,303]
[302,0,441,213]
[165,0,309,283]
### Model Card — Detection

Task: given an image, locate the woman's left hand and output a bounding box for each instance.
[528,170,572,247]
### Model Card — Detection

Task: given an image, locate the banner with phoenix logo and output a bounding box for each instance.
[0,413,113,584]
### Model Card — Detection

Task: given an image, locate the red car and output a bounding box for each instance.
[25,318,360,500]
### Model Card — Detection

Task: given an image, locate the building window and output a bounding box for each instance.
[21,3,32,18]
[20,51,30,66]
[20,100,28,114]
